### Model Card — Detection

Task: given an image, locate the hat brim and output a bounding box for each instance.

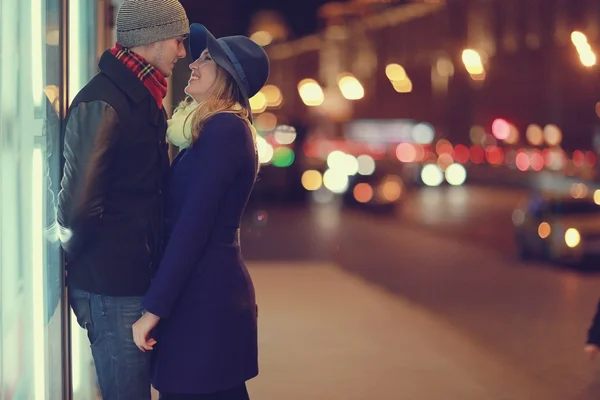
[188,24,251,114]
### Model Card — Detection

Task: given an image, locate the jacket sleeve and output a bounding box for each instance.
[57,101,120,256]
[587,299,600,345]
[142,115,248,318]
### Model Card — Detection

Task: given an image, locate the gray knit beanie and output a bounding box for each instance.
[116,0,190,48]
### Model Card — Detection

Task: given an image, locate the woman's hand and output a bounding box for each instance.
[585,344,600,360]
[132,311,160,352]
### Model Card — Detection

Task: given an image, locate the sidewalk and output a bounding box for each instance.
[245,262,558,400]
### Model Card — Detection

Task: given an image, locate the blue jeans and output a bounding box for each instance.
[69,287,152,399]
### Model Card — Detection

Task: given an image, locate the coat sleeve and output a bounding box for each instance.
[57,101,120,256]
[142,114,248,318]
[587,299,600,345]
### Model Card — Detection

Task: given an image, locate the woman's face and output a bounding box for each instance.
[185,50,218,102]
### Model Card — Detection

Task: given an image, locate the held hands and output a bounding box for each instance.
[132,311,160,352]
[585,344,600,360]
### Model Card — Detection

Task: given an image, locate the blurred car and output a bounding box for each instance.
[342,173,405,214]
[513,192,600,264]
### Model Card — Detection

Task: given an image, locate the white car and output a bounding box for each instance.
[513,193,600,264]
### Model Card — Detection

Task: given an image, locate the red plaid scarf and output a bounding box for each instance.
[110,43,168,108]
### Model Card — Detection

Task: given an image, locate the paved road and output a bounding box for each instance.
[241,186,600,399]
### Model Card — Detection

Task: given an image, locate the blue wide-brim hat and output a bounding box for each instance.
[188,24,270,115]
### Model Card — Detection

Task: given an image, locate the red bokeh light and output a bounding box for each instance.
[470,146,485,164]
[453,144,470,164]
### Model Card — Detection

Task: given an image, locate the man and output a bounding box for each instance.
[57,1,189,398]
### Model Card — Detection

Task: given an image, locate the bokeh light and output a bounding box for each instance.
[256,136,274,164]
[323,169,349,193]
[338,73,364,100]
[411,123,435,144]
[249,92,267,114]
[272,147,295,167]
[492,118,510,140]
[543,124,563,146]
[470,126,486,145]
[453,144,470,164]
[594,190,600,205]
[274,125,297,145]
[526,124,544,146]
[298,79,324,106]
[565,228,581,248]
[378,175,403,202]
[445,163,467,186]
[261,84,283,108]
[354,183,374,203]
[357,155,376,176]
[421,164,444,187]
[301,170,323,191]
[255,112,278,132]
[538,222,551,239]
[516,151,530,171]
[396,143,418,163]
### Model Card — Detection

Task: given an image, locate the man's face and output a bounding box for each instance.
[147,36,187,77]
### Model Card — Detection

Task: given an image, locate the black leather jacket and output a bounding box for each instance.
[57,51,170,296]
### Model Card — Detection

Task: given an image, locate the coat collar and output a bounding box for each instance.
[98,50,151,105]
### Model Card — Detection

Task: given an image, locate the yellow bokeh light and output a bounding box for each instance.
[337,73,364,100]
[249,92,267,114]
[565,228,581,248]
[462,49,486,79]
[571,31,597,67]
[250,30,273,47]
[470,71,486,81]
[386,63,413,93]
[385,63,407,82]
[298,79,325,106]
[392,79,412,93]
[462,49,482,66]
[580,51,597,67]
[594,189,600,205]
[543,124,563,146]
[572,31,588,46]
[301,170,323,191]
[538,222,551,239]
[261,84,283,108]
[526,124,544,146]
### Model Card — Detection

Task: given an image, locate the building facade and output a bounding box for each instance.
[264,0,600,152]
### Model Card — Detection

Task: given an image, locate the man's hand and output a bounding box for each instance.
[132,311,160,352]
[585,344,600,360]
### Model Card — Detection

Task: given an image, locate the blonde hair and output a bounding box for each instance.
[175,67,256,145]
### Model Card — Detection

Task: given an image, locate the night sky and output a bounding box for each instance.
[241,0,340,37]
[181,0,343,38]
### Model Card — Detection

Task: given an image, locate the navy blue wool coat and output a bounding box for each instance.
[143,112,259,394]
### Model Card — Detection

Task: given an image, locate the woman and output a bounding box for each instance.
[132,23,269,399]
